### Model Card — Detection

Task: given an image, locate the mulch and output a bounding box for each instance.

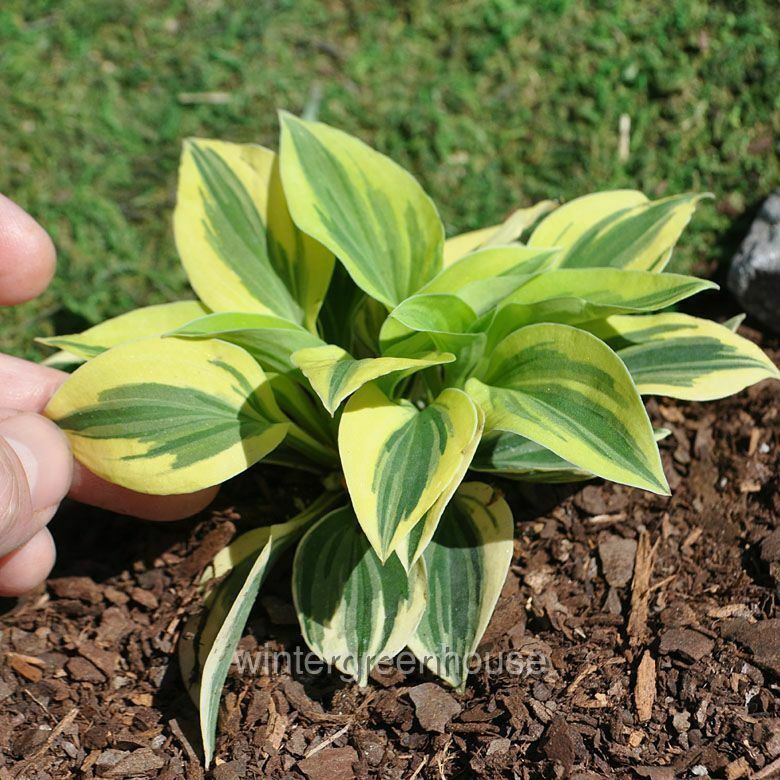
[0,323,777,779]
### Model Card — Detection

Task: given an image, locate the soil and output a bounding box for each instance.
[0,311,777,779]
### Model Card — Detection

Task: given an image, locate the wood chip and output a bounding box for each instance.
[635,650,656,722]
[6,652,44,683]
[627,529,658,646]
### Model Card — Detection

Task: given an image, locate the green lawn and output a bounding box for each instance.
[1,0,778,359]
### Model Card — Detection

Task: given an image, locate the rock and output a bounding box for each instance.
[408,683,461,733]
[486,737,511,756]
[658,628,714,662]
[297,746,358,780]
[727,189,780,333]
[720,618,780,677]
[598,535,637,587]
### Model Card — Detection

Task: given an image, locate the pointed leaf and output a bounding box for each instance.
[485,269,716,348]
[339,383,480,560]
[397,406,485,572]
[442,200,557,266]
[293,506,427,685]
[465,323,668,494]
[279,112,444,307]
[179,507,322,767]
[45,338,288,493]
[588,313,780,400]
[422,246,558,295]
[174,138,333,326]
[37,301,209,361]
[169,311,325,375]
[529,190,707,272]
[408,482,514,689]
[292,344,455,415]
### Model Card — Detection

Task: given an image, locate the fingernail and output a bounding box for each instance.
[0,414,72,511]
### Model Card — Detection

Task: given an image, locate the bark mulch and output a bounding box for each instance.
[0,327,777,779]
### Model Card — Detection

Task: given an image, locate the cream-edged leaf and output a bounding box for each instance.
[339,384,480,560]
[293,506,427,685]
[484,269,716,348]
[279,112,444,307]
[397,406,485,572]
[465,323,668,495]
[37,301,209,361]
[179,503,325,767]
[169,311,325,375]
[442,200,557,266]
[45,337,288,493]
[174,138,334,326]
[292,344,455,415]
[529,190,707,272]
[408,482,514,689]
[588,313,780,400]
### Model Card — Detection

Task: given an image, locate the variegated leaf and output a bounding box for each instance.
[45,337,288,493]
[179,504,325,767]
[484,269,716,348]
[471,427,672,483]
[397,406,485,572]
[169,311,325,375]
[293,506,427,685]
[339,383,480,561]
[292,344,455,415]
[528,190,707,272]
[442,200,558,266]
[408,482,514,689]
[422,246,558,296]
[279,112,444,307]
[174,138,334,327]
[465,323,669,494]
[37,301,209,361]
[588,313,780,400]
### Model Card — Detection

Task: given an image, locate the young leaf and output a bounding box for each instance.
[174,139,334,327]
[45,337,289,493]
[339,383,480,561]
[442,200,557,266]
[465,323,669,495]
[484,269,716,348]
[169,311,325,375]
[421,246,558,296]
[37,301,209,361]
[588,313,780,400]
[472,431,593,483]
[179,507,323,767]
[279,112,444,307]
[528,190,707,272]
[408,482,514,689]
[293,506,427,685]
[396,406,485,572]
[292,344,455,415]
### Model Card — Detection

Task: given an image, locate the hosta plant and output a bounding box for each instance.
[42,113,778,764]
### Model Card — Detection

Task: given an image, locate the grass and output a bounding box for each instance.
[1,0,778,359]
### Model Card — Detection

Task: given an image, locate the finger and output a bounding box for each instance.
[0,193,56,306]
[0,411,72,557]
[69,465,219,521]
[0,527,56,596]
[0,353,67,412]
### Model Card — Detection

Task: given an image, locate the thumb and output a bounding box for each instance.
[0,412,72,557]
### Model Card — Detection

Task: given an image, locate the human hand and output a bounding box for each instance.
[0,193,218,596]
